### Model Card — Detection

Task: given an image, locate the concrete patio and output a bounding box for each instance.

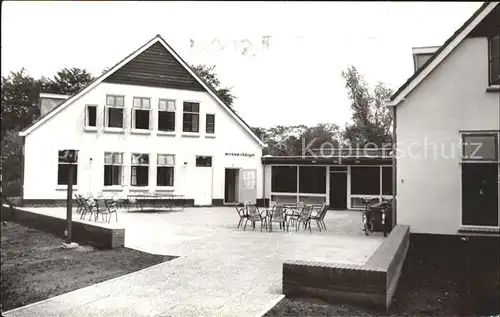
[4,206,384,317]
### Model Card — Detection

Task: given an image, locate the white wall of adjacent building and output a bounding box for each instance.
[396,37,500,235]
[23,82,263,205]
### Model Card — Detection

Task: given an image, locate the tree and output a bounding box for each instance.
[253,124,343,156]
[0,129,23,197]
[42,67,94,95]
[190,64,236,107]
[341,65,393,147]
[0,69,40,137]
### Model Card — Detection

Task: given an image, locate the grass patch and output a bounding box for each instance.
[0,222,176,312]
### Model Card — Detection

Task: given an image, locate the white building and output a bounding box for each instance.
[388,2,500,235]
[19,35,265,206]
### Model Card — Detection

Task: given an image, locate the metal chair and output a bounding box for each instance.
[293,205,314,232]
[268,204,287,232]
[234,202,248,229]
[243,204,267,231]
[310,203,329,231]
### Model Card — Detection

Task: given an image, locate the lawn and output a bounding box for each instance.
[0,221,176,312]
[265,236,500,316]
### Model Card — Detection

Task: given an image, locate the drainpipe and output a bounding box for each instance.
[262,164,266,207]
[391,106,397,228]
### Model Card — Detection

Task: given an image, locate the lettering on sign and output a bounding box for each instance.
[225,152,255,158]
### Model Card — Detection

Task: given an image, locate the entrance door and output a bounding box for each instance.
[224,168,239,203]
[462,163,499,226]
[239,169,257,204]
[329,172,347,210]
[194,156,213,206]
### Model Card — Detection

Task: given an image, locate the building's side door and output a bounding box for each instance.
[194,156,213,206]
[329,171,347,210]
[462,163,499,226]
[239,169,257,204]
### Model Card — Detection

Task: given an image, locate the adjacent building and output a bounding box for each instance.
[19,35,265,206]
[388,2,500,235]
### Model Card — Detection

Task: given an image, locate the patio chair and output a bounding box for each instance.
[268,204,287,232]
[234,202,248,229]
[293,205,314,232]
[286,201,305,228]
[80,196,96,221]
[310,203,329,231]
[74,194,84,214]
[243,204,267,231]
[100,199,118,223]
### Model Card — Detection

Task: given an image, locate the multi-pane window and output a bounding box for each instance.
[132,97,151,130]
[57,150,78,185]
[206,114,215,134]
[158,99,176,132]
[104,152,124,186]
[157,154,175,186]
[489,34,500,85]
[131,153,149,186]
[85,105,97,127]
[183,102,200,132]
[105,95,124,128]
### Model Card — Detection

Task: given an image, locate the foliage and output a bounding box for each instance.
[190,64,236,107]
[341,65,393,147]
[41,67,95,95]
[254,124,344,156]
[0,129,23,197]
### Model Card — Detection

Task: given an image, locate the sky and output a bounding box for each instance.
[1,1,483,128]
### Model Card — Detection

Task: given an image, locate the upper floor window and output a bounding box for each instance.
[85,105,97,127]
[489,34,500,85]
[105,95,124,128]
[183,102,200,133]
[158,99,176,132]
[131,153,149,186]
[206,114,215,134]
[132,97,151,130]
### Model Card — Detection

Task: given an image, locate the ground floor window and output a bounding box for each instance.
[131,153,149,186]
[271,166,297,193]
[157,154,175,186]
[299,166,326,194]
[104,152,123,186]
[196,156,212,167]
[350,166,380,195]
[57,150,78,185]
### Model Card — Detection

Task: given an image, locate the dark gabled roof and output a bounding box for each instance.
[389,2,494,102]
[20,34,265,146]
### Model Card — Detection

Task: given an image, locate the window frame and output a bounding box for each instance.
[488,34,500,86]
[103,152,124,187]
[132,97,151,130]
[85,104,98,128]
[104,95,125,129]
[57,150,78,186]
[206,113,215,134]
[156,154,175,187]
[182,101,200,133]
[158,99,176,132]
[130,153,150,187]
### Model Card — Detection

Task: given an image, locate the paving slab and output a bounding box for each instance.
[5,207,383,317]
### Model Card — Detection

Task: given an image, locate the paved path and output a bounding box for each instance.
[5,207,383,317]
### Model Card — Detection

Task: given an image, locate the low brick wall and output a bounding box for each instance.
[1,205,125,249]
[283,225,410,310]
